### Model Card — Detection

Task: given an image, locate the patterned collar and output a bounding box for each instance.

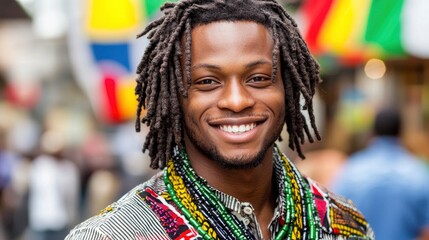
[207,149,312,238]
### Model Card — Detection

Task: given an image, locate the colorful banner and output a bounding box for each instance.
[69,0,176,124]
[317,0,372,64]
[301,0,335,54]
[364,0,405,56]
[300,0,429,64]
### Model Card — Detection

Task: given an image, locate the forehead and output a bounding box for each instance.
[190,21,274,63]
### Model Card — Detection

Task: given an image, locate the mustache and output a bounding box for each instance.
[205,113,269,121]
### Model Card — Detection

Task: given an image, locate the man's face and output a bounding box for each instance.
[181,21,285,169]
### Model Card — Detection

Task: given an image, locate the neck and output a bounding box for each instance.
[185,144,277,212]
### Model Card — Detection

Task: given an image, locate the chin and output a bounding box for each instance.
[184,121,281,170]
[207,146,269,170]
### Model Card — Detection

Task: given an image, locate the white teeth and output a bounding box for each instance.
[232,125,239,133]
[239,125,245,132]
[219,123,256,134]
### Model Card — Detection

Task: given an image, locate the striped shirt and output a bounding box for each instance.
[66,156,374,240]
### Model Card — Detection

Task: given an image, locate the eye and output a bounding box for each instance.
[247,75,272,87]
[193,78,221,91]
[248,76,270,82]
[198,79,216,85]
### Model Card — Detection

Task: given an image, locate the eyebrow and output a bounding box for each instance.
[245,60,272,69]
[191,60,272,71]
[191,63,220,71]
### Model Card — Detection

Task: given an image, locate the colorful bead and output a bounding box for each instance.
[164,146,321,239]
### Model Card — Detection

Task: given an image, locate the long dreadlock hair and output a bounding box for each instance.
[135,0,321,169]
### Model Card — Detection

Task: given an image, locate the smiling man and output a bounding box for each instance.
[66,1,374,239]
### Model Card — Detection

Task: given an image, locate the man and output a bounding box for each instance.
[332,108,429,240]
[66,0,373,239]
[29,131,80,240]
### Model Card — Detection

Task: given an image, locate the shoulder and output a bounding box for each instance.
[306,178,375,240]
[66,172,171,240]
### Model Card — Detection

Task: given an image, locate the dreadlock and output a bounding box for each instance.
[135,0,321,169]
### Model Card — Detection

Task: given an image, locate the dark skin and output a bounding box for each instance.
[180,21,286,239]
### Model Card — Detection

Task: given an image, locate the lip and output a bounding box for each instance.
[207,115,267,126]
[208,116,267,144]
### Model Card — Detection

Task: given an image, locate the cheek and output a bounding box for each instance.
[270,84,285,112]
[183,92,219,116]
[181,99,207,127]
[181,101,194,125]
[263,92,285,123]
[274,98,286,122]
[256,90,285,110]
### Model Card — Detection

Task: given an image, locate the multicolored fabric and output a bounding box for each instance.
[138,187,199,239]
[164,159,220,239]
[66,148,374,240]
[310,180,372,238]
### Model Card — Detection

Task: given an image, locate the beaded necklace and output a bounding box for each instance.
[164,146,321,239]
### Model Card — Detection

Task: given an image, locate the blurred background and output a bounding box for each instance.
[0,0,428,239]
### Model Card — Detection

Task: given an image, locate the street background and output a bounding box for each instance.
[1,0,428,239]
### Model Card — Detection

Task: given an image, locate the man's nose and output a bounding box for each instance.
[217,80,255,112]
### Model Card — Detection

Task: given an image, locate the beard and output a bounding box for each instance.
[183,117,284,170]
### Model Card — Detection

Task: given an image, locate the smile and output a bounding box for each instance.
[219,123,257,134]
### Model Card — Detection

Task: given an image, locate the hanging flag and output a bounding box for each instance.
[300,0,429,63]
[301,0,335,54]
[317,0,372,65]
[364,0,405,57]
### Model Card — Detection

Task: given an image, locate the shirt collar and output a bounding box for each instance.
[209,150,287,219]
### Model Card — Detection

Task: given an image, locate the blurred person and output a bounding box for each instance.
[85,169,120,217]
[28,131,80,240]
[66,1,374,239]
[332,107,429,240]
[78,131,118,219]
[0,127,17,239]
[1,112,40,239]
[0,127,30,240]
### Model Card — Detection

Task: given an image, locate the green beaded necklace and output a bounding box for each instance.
[164,146,320,239]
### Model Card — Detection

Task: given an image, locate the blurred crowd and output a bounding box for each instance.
[1,0,429,240]
[0,106,159,240]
